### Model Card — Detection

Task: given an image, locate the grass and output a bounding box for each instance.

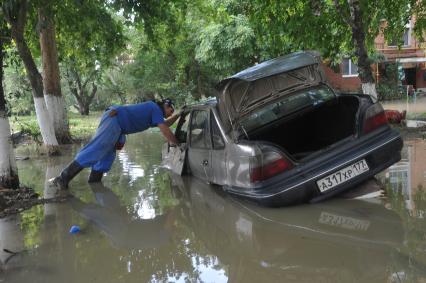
[10,110,175,143]
[67,111,102,140]
[10,111,102,141]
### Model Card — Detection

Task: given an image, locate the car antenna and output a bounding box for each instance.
[240,124,249,140]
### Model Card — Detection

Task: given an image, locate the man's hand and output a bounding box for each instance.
[164,105,186,127]
[158,123,179,145]
[115,142,125,150]
[175,105,187,116]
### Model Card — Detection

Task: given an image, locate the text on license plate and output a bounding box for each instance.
[316,159,369,192]
[318,212,370,231]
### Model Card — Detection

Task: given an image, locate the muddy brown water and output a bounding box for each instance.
[382,95,426,115]
[1,131,426,282]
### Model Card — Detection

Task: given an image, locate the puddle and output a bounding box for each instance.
[1,132,425,282]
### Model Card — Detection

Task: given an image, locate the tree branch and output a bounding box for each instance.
[74,70,82,93]
[82,70,97,90]
[16,0,27,34]
[333,0,355,29]
[88,82,97,101]
[65,67,79,99]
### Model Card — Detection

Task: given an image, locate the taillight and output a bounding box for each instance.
[250,147,293,183]
[362,104,388,134]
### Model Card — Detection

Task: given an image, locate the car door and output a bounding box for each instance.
[187,109,213,182]
[209,110,227,185]
[162,111,190,175]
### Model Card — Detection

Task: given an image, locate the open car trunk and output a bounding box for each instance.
[245,95,360,161]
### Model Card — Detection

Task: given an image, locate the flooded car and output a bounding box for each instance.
[162,51,403,206]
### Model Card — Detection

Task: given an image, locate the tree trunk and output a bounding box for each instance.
[38,6,71,144]
[76,100,90,116]
[4,0,60,155]
[346,0,378,100]
[0,40,19,190]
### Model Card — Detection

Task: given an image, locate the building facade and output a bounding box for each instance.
[325,19,426,94]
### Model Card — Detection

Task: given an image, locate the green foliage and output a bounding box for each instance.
[38,1,128,114]
[20,205,44,249]
[194,14,255,73]
[377,62,404,101]
[11,111,101,141]
[244,0,413,65]
[413,1,426,40]
[56,1,126,69]
[12,116,42,143]
[4,61,33,115]
[3,0,426,114]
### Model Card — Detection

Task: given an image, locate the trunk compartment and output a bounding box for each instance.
[245,95,360,161]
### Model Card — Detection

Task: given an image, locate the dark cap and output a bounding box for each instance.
[162,98,174,107]
[155,98,174,116]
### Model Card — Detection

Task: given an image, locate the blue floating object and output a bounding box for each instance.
[69,225,81,234]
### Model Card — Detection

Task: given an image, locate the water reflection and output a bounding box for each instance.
[0,216,24,275]
[170,175,406,282]
[70,183,173,250]
[117,150,145,184]
[379,139,426,211]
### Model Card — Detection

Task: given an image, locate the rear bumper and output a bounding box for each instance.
[224,128,403,207]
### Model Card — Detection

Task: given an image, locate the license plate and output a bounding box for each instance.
[319,212,370,231]
[316,159,369,192]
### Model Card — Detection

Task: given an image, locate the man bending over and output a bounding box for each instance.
[53,98,180,189]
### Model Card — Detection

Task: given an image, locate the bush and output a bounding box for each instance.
[377,83,404,101]
[12,117,42,143]
[377,62,405,101]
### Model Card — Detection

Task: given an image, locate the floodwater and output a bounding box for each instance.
[382,95,426,116]
[1,132,426,283]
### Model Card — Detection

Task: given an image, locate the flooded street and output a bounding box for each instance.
[1,131,426,282]
[382,95,426,114]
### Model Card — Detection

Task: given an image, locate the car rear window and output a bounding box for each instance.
[239,86,335,132]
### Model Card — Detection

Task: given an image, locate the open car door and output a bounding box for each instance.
[161,112,190,175]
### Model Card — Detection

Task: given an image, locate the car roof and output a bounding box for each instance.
[216,51,321,90]
[184,98,217,110]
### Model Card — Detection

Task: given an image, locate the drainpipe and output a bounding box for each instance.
[376,62,379,83]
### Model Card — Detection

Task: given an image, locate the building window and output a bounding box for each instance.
[403,28,410,46]
[388,22,411,47]
[342,58,358,77]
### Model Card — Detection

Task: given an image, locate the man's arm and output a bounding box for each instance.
[164,112,180,127]
[158,123,179,145]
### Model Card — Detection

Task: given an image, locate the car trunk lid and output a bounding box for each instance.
[216,51,327,136]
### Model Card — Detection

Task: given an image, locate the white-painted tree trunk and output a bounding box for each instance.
[34,96,59,147]
[44,95,69,141]
[361,82,378,102]
[44,160,63,217]
[0,115,18,187]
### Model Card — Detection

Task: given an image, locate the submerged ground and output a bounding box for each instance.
[0,129,425,283]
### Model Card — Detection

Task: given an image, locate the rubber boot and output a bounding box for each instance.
[88,170,103,183]
[53,161,84,190]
